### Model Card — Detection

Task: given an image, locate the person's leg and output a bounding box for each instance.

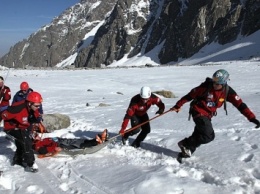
[179,116,214,156]
[58,138,84,149]
[80,139,98,148]
[6,130,24,166]
[58,138,99,149]
[129,116,142,136]
[193,117,214,143]
[122,116,141,144]
[7,129,36,171]
[131,114,150,148]
[21,129,35,167]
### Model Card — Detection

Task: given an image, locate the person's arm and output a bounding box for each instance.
[154,96,165,114]
[171,85,204,111]
[12,93,18,104]
[1,108,16,120]
[119,105,136,134]
[227,87,259,128]
[0,86,11,102]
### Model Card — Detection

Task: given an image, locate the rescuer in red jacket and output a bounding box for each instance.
[12,81,44,122]
[119,86,165,148]
[171,69,260,159]
[2,91,43,173]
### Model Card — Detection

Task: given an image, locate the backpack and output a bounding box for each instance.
[188,77,229,120]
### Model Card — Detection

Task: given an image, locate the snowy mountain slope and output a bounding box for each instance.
[0,62,259,194]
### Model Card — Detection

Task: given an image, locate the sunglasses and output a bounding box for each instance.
[213,82,222,86]
[32,104,41,108]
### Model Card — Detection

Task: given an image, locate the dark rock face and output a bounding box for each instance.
[1,0,259,68]
[77,0,259,67]
[242,0,260,35]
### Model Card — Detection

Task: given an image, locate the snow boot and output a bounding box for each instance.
[25,163,39,173]
[96,135,103,144]
[101,129,109,141]
[178,140,191,158]
[131,140,140,148]
[121,136,128,145]
[122,133,130,145]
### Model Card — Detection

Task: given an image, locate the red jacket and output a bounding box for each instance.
[121,93,165,130]
[0,85,11,107]
[175,80,255,120]
[33,138,58,154]
[1,100,41,130]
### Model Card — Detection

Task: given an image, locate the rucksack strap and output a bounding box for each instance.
[188,78,213,120]
[223,85,229,115]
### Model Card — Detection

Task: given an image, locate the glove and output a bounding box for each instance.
[119,128,125,135]
[156,109,164,115]
[39,122,47,133]
[250,118,260,128]
[171,105,181,113]
[52,137,59,142]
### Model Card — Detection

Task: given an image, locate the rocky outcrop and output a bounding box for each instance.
[42,113,71,132]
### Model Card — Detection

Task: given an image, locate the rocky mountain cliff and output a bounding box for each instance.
[0,0,259,68]
[0,0,117,68]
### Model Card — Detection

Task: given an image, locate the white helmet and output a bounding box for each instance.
[140,86,151,99]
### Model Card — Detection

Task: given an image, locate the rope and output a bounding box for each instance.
[108,109,172,142]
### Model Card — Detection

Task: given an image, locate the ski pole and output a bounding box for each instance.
[108,109,172,141]
[4,66,11,81]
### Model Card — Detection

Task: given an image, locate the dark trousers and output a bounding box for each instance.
[125,113,151,143]
[57,138,97,149]
[181,116,215,154]
[6,129,35,166]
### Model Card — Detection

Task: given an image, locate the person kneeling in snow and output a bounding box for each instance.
[2,91,43,173]
[32,129,109,156]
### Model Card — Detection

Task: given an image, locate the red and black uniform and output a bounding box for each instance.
[0,85,11,120]
[0,85,11,107]
[175,78,256,154]
[122,93,165,144]
[33,138,59,154]
[1,100,40,167]
[12,88,44,122]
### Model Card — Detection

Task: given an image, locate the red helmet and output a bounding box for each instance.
[26,91,43,103]
[20,82,29,90]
